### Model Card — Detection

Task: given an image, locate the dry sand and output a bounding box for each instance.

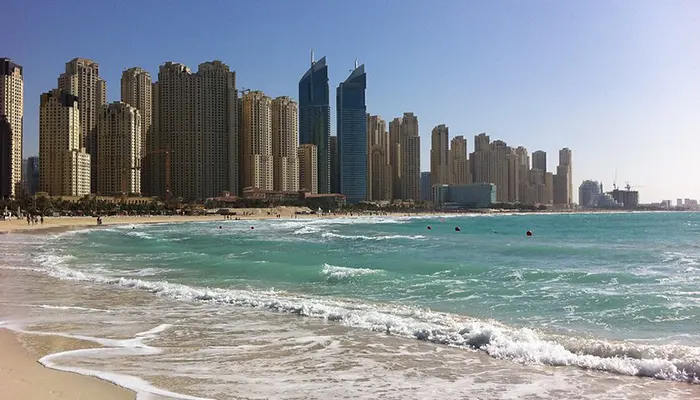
[0,329,134,399]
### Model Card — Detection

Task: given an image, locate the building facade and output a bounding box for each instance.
[24,156,39,195]
[151,61,238,199]
[39,89,90,196]
[57,58,106,193]
[329,136,339,194]
[241,90,273,191]
[298,144,318,194]
[420,171,431,201]
[389,112,420,201]
[554,148,572,206]
[366,114,391,201]
[433,183,496,209]
[271,96,299,192]
[430,124,450,186]
[299,55,331,193]
[96,102,141,194]
[0,59,23,198]
[579,180,601,208]
[336,63,367,204]
[450,135,469,184]
[120,67,152,155]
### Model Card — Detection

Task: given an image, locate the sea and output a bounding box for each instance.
[1,212,700,400]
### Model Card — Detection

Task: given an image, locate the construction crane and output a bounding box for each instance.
[612,168,618,190]
[144,149,172,202]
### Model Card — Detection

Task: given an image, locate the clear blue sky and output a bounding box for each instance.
[4,0,699,202]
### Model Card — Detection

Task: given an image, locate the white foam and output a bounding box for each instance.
[3,322,211,400]
[38,304,112,313]
[31,254,700,384]
[321,232,426,241]
[322,264,381,279]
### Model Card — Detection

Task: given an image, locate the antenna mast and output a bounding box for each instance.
[311,49,315,65]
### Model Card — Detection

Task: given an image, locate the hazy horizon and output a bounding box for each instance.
[4,0,699,202]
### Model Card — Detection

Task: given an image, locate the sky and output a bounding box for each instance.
[3,0,699,203]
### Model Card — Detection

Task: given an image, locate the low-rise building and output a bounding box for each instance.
[432,183,496,209]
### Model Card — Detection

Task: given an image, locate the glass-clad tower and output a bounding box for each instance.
[336,63,367,203]
[298,54,331,193]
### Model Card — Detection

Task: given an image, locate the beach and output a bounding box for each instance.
[0,329,133,399]
[1,211,699,399]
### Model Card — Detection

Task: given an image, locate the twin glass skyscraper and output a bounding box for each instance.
[299,55,367,203]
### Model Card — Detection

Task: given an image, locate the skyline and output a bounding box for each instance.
[3,0,699,202]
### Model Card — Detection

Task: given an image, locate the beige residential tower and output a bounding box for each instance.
[39,89,90,196]
[96,102,141,194]
[0,59,23,198]
[271,96,299,192]
[241,90,273,191]
[298,144,318,194]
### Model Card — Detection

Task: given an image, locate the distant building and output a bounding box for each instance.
[39,89,91,196]
[241,90,274,191]
[430,124,449,185]
[271,96,299,192]
[0,58,23,198]
[24,156,39,195]
[366,115,391,201]
[96,102,141,194]
[298,144,318,194]
[432,183,496,209]
[336,63,367,203]
[532,150,546,172]
[420,172,431,201]
[578,180,601,208]
[610,189,639,209]
[450,136,469,184]
[58,58,107,193]
[388,112,420,201]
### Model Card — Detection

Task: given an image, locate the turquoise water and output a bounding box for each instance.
[33,212,700,384]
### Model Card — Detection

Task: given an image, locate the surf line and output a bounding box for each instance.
[1,322,211,400]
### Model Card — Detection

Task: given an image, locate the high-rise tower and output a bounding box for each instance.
[299,53,331,193]
[96,102,141,194]
[0,58,23,198]
[58,58,106,193]
[39,89,91,196]
[151,61,238,199]
[336,63,367,204]
[271,96,299,192]
[241,91,273,191]
[430,124,450,186]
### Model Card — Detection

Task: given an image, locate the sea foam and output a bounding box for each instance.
[32,253,700,384]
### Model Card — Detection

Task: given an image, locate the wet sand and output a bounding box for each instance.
[0,329,134,399]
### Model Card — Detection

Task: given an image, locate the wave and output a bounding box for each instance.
[32,253,700,384]
[322,263,381,280]
[321,232,426,241]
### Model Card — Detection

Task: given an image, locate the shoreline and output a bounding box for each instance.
[0,328,135,399]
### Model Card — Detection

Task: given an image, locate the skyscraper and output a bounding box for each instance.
[271,96,299,192]
[366,114,391,201]
[389,112,420,201]
[96,102,141,194]
[151,61,238,199]
[241,90,273,191]
[120,68,152,155]
[0,59,23,198]
[399,113,420,201]
[336,63,367,204]
[24,156,39,196]
[299,54,331,193]
[449,135,469,184]
[420,171,431,201]
[554,147,572,206]
[532,150,547,172]
[430,124,450,186]
[58,58,106,193]
[39,89,90,196]
[298,144,318,194]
